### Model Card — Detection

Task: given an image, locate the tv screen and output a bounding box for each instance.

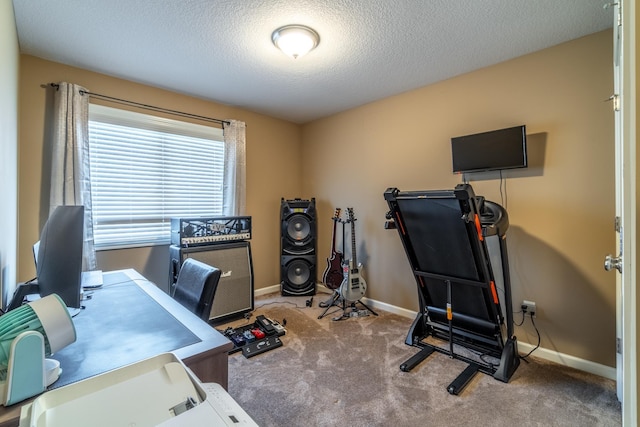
[451,125,527,173]
[36,205,84,308]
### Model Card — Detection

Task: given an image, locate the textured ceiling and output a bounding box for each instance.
[12,0,612,124]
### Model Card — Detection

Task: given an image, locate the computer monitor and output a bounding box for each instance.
[7,205,84,311]
[37,205,84,308]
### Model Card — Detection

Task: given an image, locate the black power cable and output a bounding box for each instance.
[520,312,541,361]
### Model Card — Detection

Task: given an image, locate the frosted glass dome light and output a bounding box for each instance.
[272,25,320,59]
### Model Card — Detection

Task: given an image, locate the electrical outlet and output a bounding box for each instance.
[522,300,536,317]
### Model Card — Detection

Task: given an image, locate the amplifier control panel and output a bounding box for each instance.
[171,216,251,247]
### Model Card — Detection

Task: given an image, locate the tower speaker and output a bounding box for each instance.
[280,198,317,296]
[169,241,253,323]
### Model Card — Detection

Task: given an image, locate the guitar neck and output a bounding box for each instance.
[330,219,338,252]
[349,210,357,266]
[351,230,357,266]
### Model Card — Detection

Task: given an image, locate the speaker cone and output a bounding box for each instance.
[285,259,311,286]
[286,214,311,242]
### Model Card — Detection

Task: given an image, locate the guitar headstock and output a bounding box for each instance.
[346,207,356,222]
[332,208,342,221]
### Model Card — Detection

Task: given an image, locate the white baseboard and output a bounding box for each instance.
[360,296,418,319]
[254,284,281,297]
[516,342,616,380]
[254,283,334,297]
[254,285,616,381]
[363,296,617,381]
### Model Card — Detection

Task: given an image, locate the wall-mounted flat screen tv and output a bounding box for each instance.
[451,125,527,173]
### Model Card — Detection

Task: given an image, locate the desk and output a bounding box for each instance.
[0,269,233,427]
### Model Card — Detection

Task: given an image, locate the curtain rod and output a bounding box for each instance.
[48,83,230,127]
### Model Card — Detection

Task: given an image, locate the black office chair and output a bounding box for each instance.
[172,258,221,322]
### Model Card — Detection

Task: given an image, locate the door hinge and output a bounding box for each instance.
[618,1,622,27]
[609,94,620,112]
[615,216,621,233]
[603,2,621,26]
[617,337,622,354]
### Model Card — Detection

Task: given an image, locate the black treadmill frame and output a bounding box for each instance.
[384,184,519,395]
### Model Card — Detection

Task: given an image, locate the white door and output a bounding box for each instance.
[604,0,636,424]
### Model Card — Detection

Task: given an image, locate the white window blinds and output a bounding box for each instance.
[88,104,225,249]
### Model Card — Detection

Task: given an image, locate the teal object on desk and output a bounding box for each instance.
[0,294,76,406]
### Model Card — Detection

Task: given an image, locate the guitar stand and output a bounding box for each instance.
[331,297,379,321]
[319,209,378,321]
[317,290,379,320]
[317,291,341,319]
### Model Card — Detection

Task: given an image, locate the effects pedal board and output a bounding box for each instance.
[242,336,283,358]
[219,315,286,358]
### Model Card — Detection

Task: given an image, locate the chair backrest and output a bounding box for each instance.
[173,258,221,321]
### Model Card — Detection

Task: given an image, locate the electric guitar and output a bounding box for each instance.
[322,208,344,290]
[340,208,367,302]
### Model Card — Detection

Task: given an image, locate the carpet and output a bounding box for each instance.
[222,293,621,427]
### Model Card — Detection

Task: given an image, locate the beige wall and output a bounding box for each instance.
[18,55,302,292]
[0,0,19,308]
[303,31,616,366]
[16,31,618,367]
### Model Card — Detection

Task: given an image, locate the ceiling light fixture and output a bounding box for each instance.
[272,25,320,59]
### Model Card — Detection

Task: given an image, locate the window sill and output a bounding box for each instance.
[95,241,171,251]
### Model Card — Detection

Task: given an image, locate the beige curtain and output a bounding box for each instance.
[222,120,247,216]
[50,82,96,270]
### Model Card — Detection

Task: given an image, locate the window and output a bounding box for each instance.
[88,104,225,249]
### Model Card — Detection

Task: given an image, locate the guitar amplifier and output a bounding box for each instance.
[170,242,254,323]
[171,216,251,247]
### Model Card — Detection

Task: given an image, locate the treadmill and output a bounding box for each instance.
[383,183,519,395]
